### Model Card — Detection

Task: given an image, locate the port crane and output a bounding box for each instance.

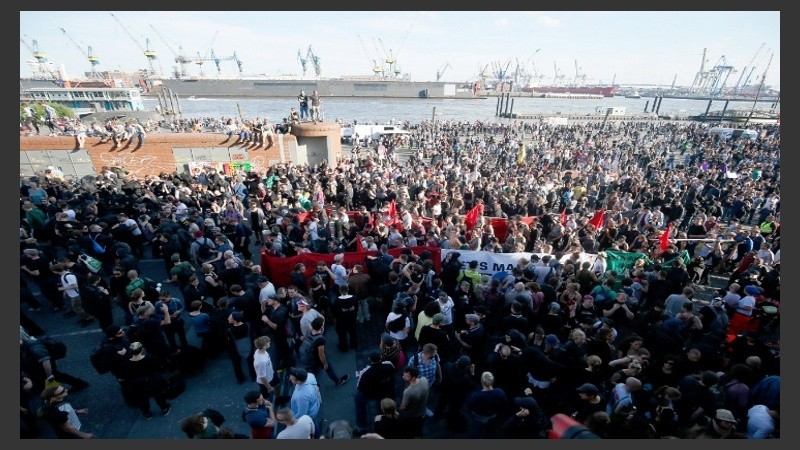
[191,30,220,77]
[59,28,101,77]
[20,37,61,79]
[110,12,161,76]
[552,61,566,86]
[436,62,451,81]
[357,34,383,76]
[377,38,395,76]
[297,49,309,77]
[149,24,192,78]
[307,46,321,77]
[573,60,587,86]
[522,49,542,86]
[491,60,512,82]
[735,43,766,93]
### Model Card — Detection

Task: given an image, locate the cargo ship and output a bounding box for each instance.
[146,76,487,99]
[520,84,617,97]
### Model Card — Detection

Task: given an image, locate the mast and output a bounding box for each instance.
[744,53,773,127]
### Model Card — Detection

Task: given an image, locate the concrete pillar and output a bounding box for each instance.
[291,122,342,165]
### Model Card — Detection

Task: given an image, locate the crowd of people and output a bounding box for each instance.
[20,117,780,439]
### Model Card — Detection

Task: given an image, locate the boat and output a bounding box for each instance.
[625,91,642,99]
[147,75,487,99]
[520,84,617,97]
[688,108,780,125]
[20,85,146,117]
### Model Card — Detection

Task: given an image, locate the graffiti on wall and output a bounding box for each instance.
[98,153,173,176]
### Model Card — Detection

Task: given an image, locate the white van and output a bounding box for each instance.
[708,127,759,140]
[341,124,409,143]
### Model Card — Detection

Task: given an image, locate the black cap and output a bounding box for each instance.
[576,383,600,396]
[514,396,539,410]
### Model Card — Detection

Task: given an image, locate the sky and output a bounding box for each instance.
[20,11,780,90]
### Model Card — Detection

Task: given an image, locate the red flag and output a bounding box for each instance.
[660,223,672,252]
[385,200,399,227]
[355,235,365,253]
[464,203,483,231]
[588,209,606,231]
[560,209,567,226]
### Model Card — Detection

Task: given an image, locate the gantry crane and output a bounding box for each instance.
[59,28,101,77]
[307,46,321,77]
[109,12,161,76]
[297,49,309,77]
[735,43,766,92]
[357,34,382,76]
[149,24,191,78]
[21,37,61,79]
[436,62,451,81]
[192,30,219,77]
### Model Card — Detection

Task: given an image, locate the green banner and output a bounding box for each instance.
[605,249,691,275]
[605,249,649,275]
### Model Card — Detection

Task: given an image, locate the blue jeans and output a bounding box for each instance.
[300,105,309,120]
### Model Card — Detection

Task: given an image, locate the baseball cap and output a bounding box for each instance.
[576,383,600,396]
[296,299,309,307]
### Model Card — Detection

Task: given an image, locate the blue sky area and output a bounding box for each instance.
[21,11,780,90]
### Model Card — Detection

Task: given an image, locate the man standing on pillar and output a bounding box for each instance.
[310,90,321,124]
[298,91,309,121]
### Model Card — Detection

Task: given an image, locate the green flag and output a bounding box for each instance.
[605,249,651,275]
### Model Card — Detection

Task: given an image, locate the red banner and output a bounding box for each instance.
[260,246,441,289]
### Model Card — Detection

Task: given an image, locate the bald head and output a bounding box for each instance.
[625,377,642,391]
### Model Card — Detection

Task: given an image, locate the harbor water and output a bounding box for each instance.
[143,96,780,125]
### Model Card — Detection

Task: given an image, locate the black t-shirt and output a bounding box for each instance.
[418,325,451,360]
[334,294,357,318]
[572,397,607,423]
[22,255,53,281]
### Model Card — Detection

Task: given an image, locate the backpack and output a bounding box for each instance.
[175,262,195,286]
[709,380,741,410]
[386,314,407,333]
[78,254,103,274]
[90,235,106,255]
[125,278,146,299]
[458,270,476,288]
[90,342,120,374]
[196,238,214,260]
[708,383,728,409]
[297,334,322,369]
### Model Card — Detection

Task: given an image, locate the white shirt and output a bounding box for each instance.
[259,282,277,304]
[276,415,315,439]
[385,312,411,340]
[58,401,82,431]
[437,297,455,326]
[253,349,275,387]
[122,218,142,236]
[59,272,80,299]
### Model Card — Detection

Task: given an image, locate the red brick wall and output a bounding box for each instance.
[19,133,296,177]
